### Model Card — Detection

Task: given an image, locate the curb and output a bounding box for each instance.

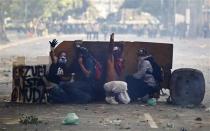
[0,35,55,51]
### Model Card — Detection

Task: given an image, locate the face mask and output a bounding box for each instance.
[58,53,67,65]
[113,50,121,58]
[58,57,67,64]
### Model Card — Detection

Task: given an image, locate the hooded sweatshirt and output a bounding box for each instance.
[133,55,156,87]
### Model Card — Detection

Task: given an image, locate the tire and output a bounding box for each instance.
[170,68,205,105]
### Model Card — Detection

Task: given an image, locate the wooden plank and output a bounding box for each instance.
[54,41,173,89]
[144,113,158,128]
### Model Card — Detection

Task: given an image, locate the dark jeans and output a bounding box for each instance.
[47,85,70,103]
[126,75,154,101]
[60,81,94,104]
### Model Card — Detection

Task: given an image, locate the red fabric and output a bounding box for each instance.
[114,58,124,76]
[95,61,102,80]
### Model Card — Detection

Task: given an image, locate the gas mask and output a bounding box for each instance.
[76,45,89,58]
[58,52,67,65]
[113,46,121,58]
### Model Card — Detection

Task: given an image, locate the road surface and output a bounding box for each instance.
[0,34,209,131]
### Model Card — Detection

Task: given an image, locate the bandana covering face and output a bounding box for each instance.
[137,48,148,57]
[114,58,124,76]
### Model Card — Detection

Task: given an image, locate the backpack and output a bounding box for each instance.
[145,57,163,83]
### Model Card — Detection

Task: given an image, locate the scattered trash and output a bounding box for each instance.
[62,113,79,125]
[180,127,187,131]
[101,118,123,126]
[205,107,210,112]
[166,123,174,128]
[195,117,202,121]
[19,114,42,124]
[119,125,131,130]
[147,98,157,106]
[3,73,9,77]
[113,119,122,126]
[102,111,107,114]
[44,121,48,125]
[119,123,131,130]
[101,118,113,126]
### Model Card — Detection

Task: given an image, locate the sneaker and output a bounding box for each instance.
[105,97,119,104]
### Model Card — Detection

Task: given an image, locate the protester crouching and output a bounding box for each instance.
[126,48,161,102]
[104,33,130,104]
[104,81,130,104]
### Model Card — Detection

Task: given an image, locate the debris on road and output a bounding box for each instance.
[62,113,80,125]
[119,123,131,130]
[19,114,42,124]
[147,98,157,106]
[112,119,122,126]
[180,127,188,131]
[195,117,202,121]
[205,107,210,112]
[166,123,174,128]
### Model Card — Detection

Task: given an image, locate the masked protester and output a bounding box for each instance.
[133,48,156,87]
[43,39,70,103]
[126,48,159,102]
[61,45,97,104]
[76,45,95,81]
[45,39,71,84]
[104,33,130,105]
[106,33,124,82]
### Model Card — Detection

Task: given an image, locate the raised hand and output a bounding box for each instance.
[110,33,114,43]
[49,39,58,47]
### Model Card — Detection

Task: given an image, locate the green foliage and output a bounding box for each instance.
[1,0,85,22]
[0,0,86,41]
[19,114,42,125]
[10,0,47,21]
[121,0,163,16]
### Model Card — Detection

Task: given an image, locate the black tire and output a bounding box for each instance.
[170,68,205,105]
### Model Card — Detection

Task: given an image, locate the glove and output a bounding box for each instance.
[49,39,58,47]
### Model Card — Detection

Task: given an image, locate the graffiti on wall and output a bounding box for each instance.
[12,65,47,103]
